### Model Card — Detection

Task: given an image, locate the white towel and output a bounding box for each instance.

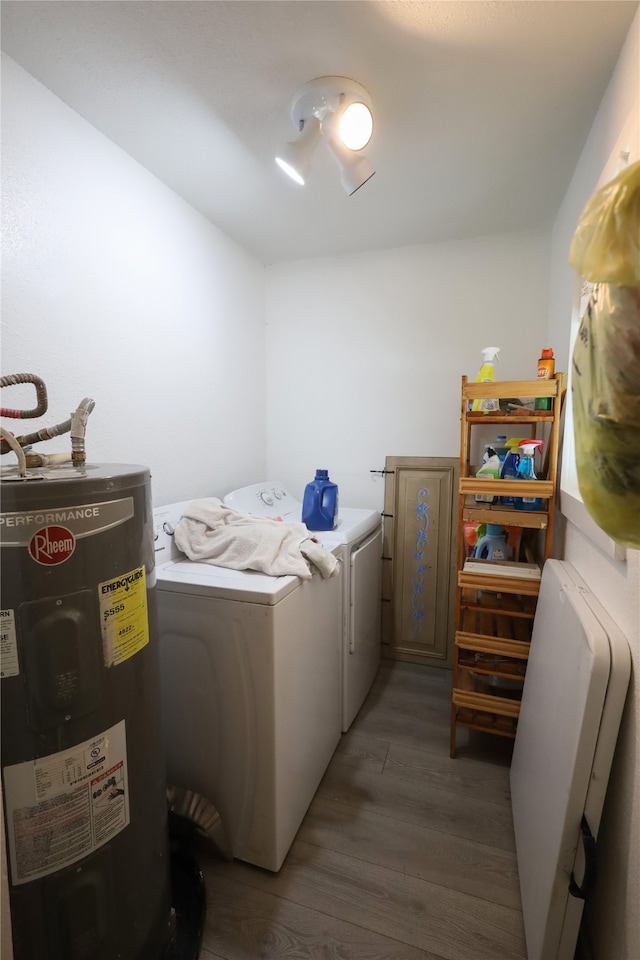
[174,500,339,580]
[299,537,340,579]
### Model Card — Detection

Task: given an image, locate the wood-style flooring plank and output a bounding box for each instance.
[332,733,390,773]
[202,871,441,960]
[317,758,516,853]
[373,661,451,698]
[352,696,456,757]
[298,796,521,910]
[357,664,515,765]
[383,741,511,807]
[366,674,452,719]
[205,839,526,960]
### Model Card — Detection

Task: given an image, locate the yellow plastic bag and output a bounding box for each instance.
[572,283,640,548]
[569,160,640,286]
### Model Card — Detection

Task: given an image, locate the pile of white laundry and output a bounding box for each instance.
[174,500,339,580]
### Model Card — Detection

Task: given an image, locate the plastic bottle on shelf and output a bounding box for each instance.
[463,521,485,557]
[514,439,544,511]
[474,447,501,504]
[499,437,525,505]
[473,524,512,561]
[492,436,509,462]
[534,348,555,411]
[471,347,500,413]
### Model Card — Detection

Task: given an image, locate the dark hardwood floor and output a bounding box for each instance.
[196,659,526,960]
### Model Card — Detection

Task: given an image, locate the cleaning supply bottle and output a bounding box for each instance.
[499,437,524,505]
[302,469,338,531]
[471,347,500,412]
[534,348,555,411]
[464,521,485,557]
[474,447,501,504]
[481,437,508,466]
[514,439,544,511]
[474,524,512,561]
[493,436,509,462]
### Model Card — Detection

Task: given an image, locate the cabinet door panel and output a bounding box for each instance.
[383,457,458,667]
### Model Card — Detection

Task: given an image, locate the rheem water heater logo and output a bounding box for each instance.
[28,525,76,565]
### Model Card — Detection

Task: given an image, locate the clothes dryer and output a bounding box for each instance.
[152,499,341,872]
[223,482,382,731]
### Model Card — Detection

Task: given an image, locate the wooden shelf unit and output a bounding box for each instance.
[450,374,566,756]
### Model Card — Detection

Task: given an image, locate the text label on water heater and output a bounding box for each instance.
[28,525,75,565]
[0,497,134,546]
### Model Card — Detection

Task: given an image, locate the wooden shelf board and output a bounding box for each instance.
[464,413,555,424]
[455,632,530,659]
[457,665,526,683]
[454,716,517,740]
[461,602,535,620]
[462,376,565,401]
[458,571,541,596]
[453,688,521,718]
[462,499,548,529]
[460,477,554,497]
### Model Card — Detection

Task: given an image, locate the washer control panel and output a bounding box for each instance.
[224,482,300,520]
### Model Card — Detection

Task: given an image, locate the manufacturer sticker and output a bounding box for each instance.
[3,720,129,885]
[99,566,149,667]
[0,609,19,678]
[28,524,75,565]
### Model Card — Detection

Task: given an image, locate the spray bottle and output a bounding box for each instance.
[471,347,500,412]
[514,439,544,511]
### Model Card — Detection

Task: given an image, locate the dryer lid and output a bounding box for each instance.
[156,558,301,604]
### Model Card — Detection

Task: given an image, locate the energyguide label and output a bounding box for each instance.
[99,565,150,667]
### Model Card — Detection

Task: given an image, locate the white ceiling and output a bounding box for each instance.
[1,1,637,265]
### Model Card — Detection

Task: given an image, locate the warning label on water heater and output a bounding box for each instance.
[98,565,149,667]
[0,609,19,678]
[3,720,130,885]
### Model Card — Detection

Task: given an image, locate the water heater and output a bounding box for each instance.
[0,464,172,959]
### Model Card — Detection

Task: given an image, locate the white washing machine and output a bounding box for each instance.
[152,498,342,872]
[223,482,382,732]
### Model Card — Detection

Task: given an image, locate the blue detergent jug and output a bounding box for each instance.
[302,469,338,531]
[474,524,511,561]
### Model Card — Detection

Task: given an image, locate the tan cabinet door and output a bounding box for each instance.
[382,457,458,667]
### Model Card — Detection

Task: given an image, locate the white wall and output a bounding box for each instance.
[1,55,266,507]
[265,233,549,508]
[2,15,638,956]
[548,10,640,959]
